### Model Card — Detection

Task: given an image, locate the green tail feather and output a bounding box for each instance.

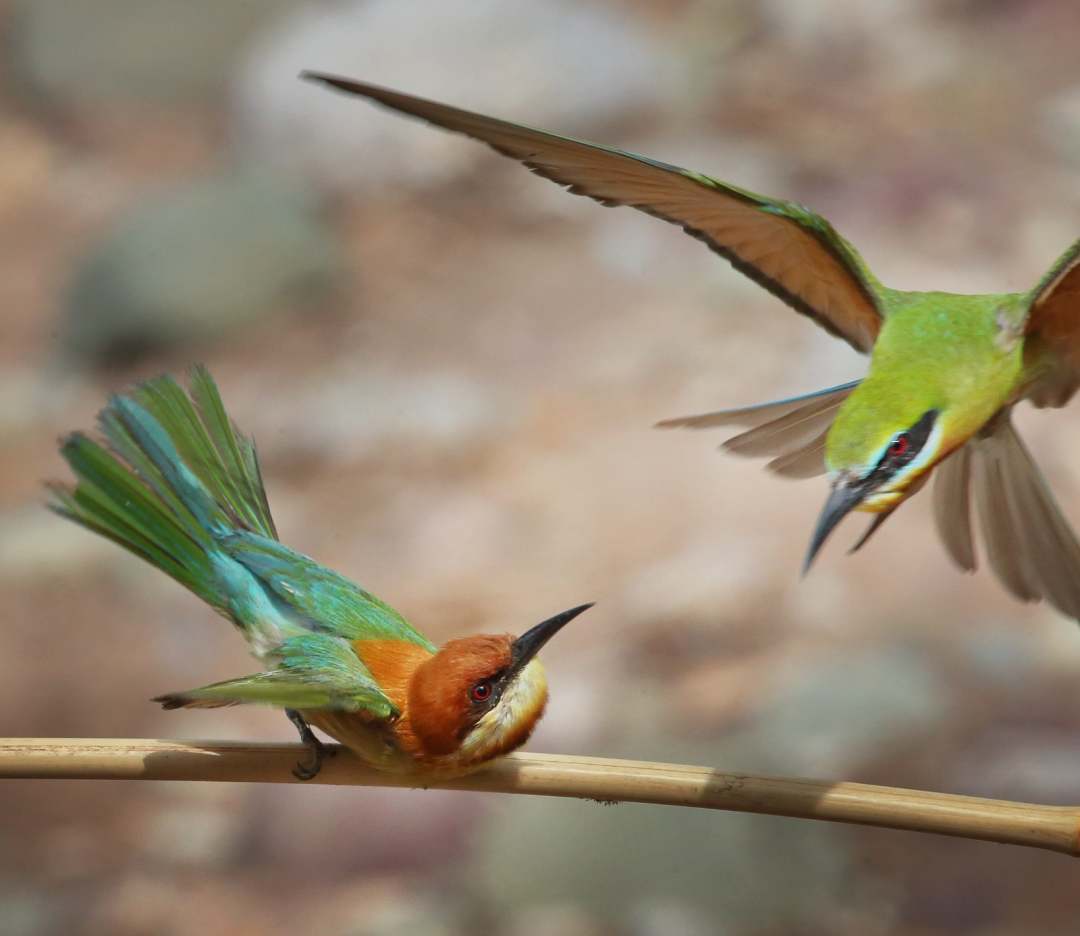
[49,366,276,614]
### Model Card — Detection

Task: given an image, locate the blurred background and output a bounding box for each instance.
[3,0,1080,933]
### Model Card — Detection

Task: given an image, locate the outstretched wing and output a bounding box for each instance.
[155,633,398,717]
[1023,239,1080,407]
[305,73,885,354]
[658,381,860,479]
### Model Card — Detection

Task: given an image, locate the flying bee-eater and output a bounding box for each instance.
[305,72,1080,620]
[50,367,591,779]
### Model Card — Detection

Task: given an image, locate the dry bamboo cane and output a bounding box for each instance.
[2,738,1078,856]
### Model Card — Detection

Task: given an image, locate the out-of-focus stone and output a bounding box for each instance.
[61,169,342,363]
[475,781,854,931]
[136,788,243,867]
[0,507,117,582]
[503,905,605,936]
[743,643,949,774]
[232,0,682,190]
[266,369,510,461]
[9,0,294,109]
[340,893,460,936]
[1043,84,1080,167]
[0,891,56,936]
[949,731,1080,803]
[623,898,719,936]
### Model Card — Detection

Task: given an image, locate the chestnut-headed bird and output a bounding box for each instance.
[50,367,590,779]
[305,72,1080,620]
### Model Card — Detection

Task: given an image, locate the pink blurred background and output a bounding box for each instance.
[3,1,1080,933]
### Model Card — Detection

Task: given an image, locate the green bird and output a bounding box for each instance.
[50,367,591,779]
[305,72,1080,619]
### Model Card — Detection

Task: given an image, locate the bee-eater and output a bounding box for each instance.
[305,72,1080,620]
[50,367,591,779]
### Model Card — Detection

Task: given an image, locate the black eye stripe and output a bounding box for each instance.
[866,409,939,485]
[469,669,511,708]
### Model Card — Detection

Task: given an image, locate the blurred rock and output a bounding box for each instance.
[623,898,718,936]
[248,785,479,874]
[503,904,605,936]
[9,0,294,110]
[958,626,1039,684]
[0,366,80,440]
[62,169,342,363]
[475,793,853,932]
[232,0,682,190]
[743,644,950,774]
[136,788,244,867]
[1043,84,1080,167]
[268,368,510,462]
[0,891,56,936]
[950,731,1080,803]
[0,507,116,582]
[335,889,460,936]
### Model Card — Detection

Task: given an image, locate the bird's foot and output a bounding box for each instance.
[285,709,336,781]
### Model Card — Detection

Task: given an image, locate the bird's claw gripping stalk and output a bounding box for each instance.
[286,709,335,781]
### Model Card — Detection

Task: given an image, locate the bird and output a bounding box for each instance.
[303,71,1080,620]
[50,366,591,780]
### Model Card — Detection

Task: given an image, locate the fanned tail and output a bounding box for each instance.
[932,415,1080,619]
[656,380,860,479]
[49,366,276,616]
[932,443,975,572]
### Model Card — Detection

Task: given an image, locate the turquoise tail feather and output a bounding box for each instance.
[52,366,430,733]
[49,366,278,624]
[52,366,432,657]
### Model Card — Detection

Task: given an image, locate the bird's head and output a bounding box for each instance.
[805,379,947,570]
[406,603,592,766]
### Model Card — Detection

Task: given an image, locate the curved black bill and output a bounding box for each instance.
[803,484,864,575]
[511,603,593,672]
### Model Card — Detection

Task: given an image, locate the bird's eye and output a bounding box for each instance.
[887,433,910,459]
[470,681,493,703]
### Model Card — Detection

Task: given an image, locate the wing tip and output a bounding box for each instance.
[300,69,338,87]
[153,692,235,710]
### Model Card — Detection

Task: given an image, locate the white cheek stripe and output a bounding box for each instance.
[459,659,548,760]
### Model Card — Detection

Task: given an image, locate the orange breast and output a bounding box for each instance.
[349,638,436,762]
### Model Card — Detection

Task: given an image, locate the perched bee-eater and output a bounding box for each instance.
[306,72,1080,620]
[50,367,591,779]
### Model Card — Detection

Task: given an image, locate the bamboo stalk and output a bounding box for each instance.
[2,738,1077,856]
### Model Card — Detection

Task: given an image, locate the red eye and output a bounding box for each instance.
[887,433,910,459]
[470,681,492,703]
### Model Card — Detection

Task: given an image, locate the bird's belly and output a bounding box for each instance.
[302,709,416,774]
[301,710,486,779]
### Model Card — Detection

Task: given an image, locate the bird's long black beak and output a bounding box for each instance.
[510,603,593,673]
[803,484,864,575]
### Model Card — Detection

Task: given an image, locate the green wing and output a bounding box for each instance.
[154,633,397,717]
[223,531,436,650]
[306,73,885,354]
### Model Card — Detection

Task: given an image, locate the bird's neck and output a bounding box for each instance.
[351,638,549,771]
[454,658,549,766]
[348,638,474,766]
[352,638,433,711]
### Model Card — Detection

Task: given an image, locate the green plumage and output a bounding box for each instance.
[156,634,395,716]
[304,72,1080,619]
[51,366,432,715]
